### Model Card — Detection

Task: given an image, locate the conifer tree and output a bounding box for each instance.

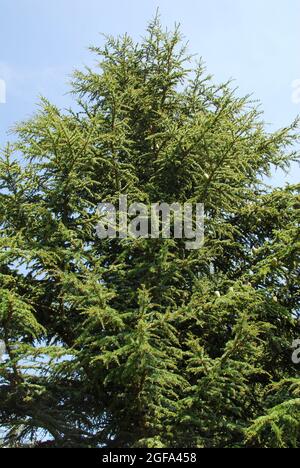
[0,15,299,448]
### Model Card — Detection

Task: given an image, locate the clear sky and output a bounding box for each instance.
[0,0,299,184]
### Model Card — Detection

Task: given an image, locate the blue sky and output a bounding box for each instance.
[0,0,299,184]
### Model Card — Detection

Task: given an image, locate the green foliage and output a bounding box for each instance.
[0,15,299,448]
[245,379,300,448]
